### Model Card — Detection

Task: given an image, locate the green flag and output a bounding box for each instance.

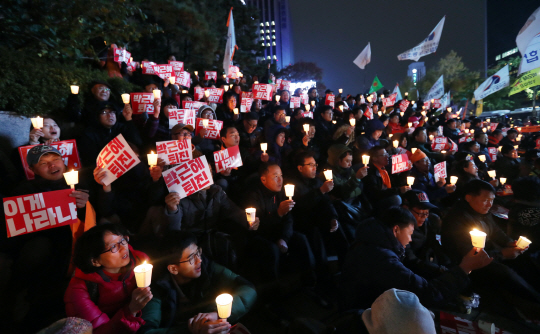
[509,67,540,96]
[369,76,384,94]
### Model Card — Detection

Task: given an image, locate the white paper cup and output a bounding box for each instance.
[134,262,153,288]
[470,229,487,248]
[516,236,532,249]
[216,293,233,319]
[245,208,256,224]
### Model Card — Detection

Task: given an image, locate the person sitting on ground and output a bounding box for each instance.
[492,144,521,184]
[409,149,455,206]
[28,117,61,145]
[356,119,385,153]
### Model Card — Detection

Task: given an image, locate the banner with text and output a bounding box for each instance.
[130,93,155,114]
[205,88,224,104]
[168,108,196,129]
[252,84,273,101]
[391,153,411,174]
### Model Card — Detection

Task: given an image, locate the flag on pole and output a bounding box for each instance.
[392,83,403,101]
[474,65,510,100]
[353,43,371,70]
[397,16,446,62]
[516,6,540,57]
[509,67,540,96]
[223,8,238,77]
[369,76,384,94]
[424,75,444,101]
[518,33,540,75]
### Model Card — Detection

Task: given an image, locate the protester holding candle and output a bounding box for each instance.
[313,106,335,163]
[492,144,520,185]
[409,150,454,206]
[264,124,291,168]
[237,112,265,171]
[28,117,61,145]
[143,97,178,145]
[216,92,240,123]
[263,106,287,135]
[409,127,445,164]
[356,119,386,153]
[65,224,152,334]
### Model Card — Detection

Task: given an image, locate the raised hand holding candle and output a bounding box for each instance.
[153,89,161,99]
[400,112,404,117]
[276,95,281,102]
[516,236,532,249]
[303,124,310,133]
[332,120,337,124]
[487,170,496,179]
[216,294,233,319]
[254,81,259,84]
[202,119,209,128]
[350,119,356,127]
[284,184,295,200]
[411,148,417,154]
[362,155,370,165]
[378,111,382,117]
[204,90,210,98]
[393,140,399,148]
[71,85,79,94]
[260,143,267,153]
[305,104,310,111]
[339,88,343,94]
[224,86,229,92]
[148,151,158,166]
[311,101,315,107]
[482,128,487,133]
[194,71,198,76]
[31,116,43,129]
[465,129,470,134]
[407,176,415,186]
[323,170,333,181]
[408,122,412,128]
[450,176,458,185]
[233,108,239,115]
[245,208,256,225]
[429,135,434,141]
[63,170,79,189]
[470,229,487,248]
[121,94,130,104]
[169,76,176,84]
[134,261,153,287]
[182,90,188,94]
[441,150,446,154]
[500,177,506,185]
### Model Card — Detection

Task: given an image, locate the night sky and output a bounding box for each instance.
[288,0,485,95]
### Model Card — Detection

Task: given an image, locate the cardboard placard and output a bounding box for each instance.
[194,87,205,101]
[168,108,196,129]
[228,66,239,79]
[431,136,448,150]
[96,134,141,186]
[241,98,253,112]
[399,100,410,112]
[156,139,192,165]
[205,88,224,104]
[19,140,81,180]
[213,145,242,173]
[302,112,313,119]
[252,84,273,101]
[440,311,512,334]
[325,94,335,108]
[142,61,157,74]
[432,99,441,109]
[301,94,309,105]
[434,161,447,180]
[280,80,291,91]
[364,107,373,120]
[152,64,174,80]
[127,61,137,72]
[113,47,131,64]
[130,93,155,114]
[290,96,301,108]
[382,93,397,107]
[489,123,499,132]
[241,91,253,99]
[488,147,497,161]
[168,60,184,73]
[182,101,206,110]
[424,101,431,109]
[391,153,411,174]
[195,118,223,139]
[4,189,77,238]
[162,156,214,199]
[205,71,217,81]
[177,71,191,88]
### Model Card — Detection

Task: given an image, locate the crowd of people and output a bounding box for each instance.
[2,50,540,334]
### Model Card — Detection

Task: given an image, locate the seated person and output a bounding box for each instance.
[356,119,385,153]
[64,224,152,334]
[443,119,460,143]
[193,105,219,157]
[500,129,518,147]
[492,144,520,184]
[487,129,504,148]
[264,124,292,167]
[339,206,492,310]
[139,231,257,334]
[263,105,287,136]
[410,127,445,164]
[28,117,61,145]
[409,150,454,206]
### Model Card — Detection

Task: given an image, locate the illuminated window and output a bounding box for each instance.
[272,35,276,39]
[260,23,264,27]
[260,30,264,34]
[272,21,275,25]
[272,42,276,46]
[266,35,270,40]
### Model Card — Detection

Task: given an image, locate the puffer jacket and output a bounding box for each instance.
[64,246,150,334]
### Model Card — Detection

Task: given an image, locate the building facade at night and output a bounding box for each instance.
[246,0,294,70]
[407,62,426,86]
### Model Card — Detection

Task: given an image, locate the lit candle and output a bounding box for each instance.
[339,105,343,111]
[407,176,415,186]
[204,90,210,98]
[405,92,408,96]
[169,76,176,84]
[194,71,198,76]
[378,111,382,117]
[411,101,415,105]
[470,229,487,248]
[450,176,458,185]
[517,134,522,141]
[478,155,486,162]
[429,135,434,141]
[516,236,532,249]
[129,57,133,63]
[153,89,161,99]
[134,261,153,287]
[431,99,434,103]
[260,143,267,153]
[147,151,158,166]
[245,208,256,225]
[465,129,470,134]
[31,116,43,129]
[223,74,227,78]
[498,146,502,152]
[276,95,281,102]
[202,119,209,128]
[323,170,333,181]
[486,118,490,123]
[233,108,239,115]
[285,116,290,123]
[311,101,315,107]
[224,86,229,92]
[216,293,233,319]
[514,145,518,150]
[305,104,310,111]
[389,134,393,138]
[487,170,496,179]
[121,94,130,104]
[303,124,310,133]
[362,155,370,165]
[380,94,384,99]
[482,128,487,133]
[70,85,79,94]
[411,148,417,154]
[470,129,475,134]
[441,150,446,154]
[350,118,356,127]
[182,90,188,94]
[284,184,295,200]
[254,81,259,84]
[408,122,413,128]
[339,88,343,94]
[332,120,336,124]
[400,112,404,117]
[500,177,506,185]
[517,127,522,132]
[421,111,426,116]
[63,170,79,189]
[393,140,399,148]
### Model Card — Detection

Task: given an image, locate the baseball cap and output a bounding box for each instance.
[27,145,62,166]
[402,190,437,210]
[171,123,194,133]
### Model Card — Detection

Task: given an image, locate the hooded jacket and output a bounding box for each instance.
[265,124,291,167]
[356,120,385,153]
[327,144,363,201]
[64,246,149,334]
[339,219,469,310]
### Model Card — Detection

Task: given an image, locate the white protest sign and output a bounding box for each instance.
[96,134,141,186]
[162,156,213,199]
[156,139,192,165]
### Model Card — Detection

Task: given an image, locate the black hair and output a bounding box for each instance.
[474,131,486,139]
[160,231,198,265]
[426,126,438,134]
[379,206,415,229]
[368,145,386,157]
[295,150,316,166]
[219,122,237,139]
[507,129,518,135]
[471,119,482,127]
[339,150,353,160]
[321,105,333,114]
[292,107,303,117]
[259,162,281,176]
[512,177,540,201]
[244,112,259,121]
[501,144,515,155]
[411,127,426,140]
[463,141,479,151]
[463,179,495,197]
[274,105,287,114]
[446,118,456,125]
[492,129,503,136]
[73,223,130,274]
[379,114,389,123]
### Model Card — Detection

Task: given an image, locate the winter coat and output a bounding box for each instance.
[362,163,400,204]
[64,247,150,334]
[409,166,448,205]
[492,156,520,184]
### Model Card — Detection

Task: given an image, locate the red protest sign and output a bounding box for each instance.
[489,123,499,132]
[302,112,313,119]
[252,84,273,101]
[228,66,240,79]
[194,87,205,101]
[162,156,214,199]
[364,107,373,120]
[241,98,253,113]
[127,61,138,72]
[439,311,508,334]
[177,71,191,88]
[434,161,447,181]
[152,64,174,80]
[113,47,131,65]
[383,93,397,107]
[488,147,497,161]
[275,79,282,88]
[432,99,441,109]
[423,101,430,109]
[4,189,77,238]
[391,153,411,174]
[195,118,223,139]
[19,140,81,180]
[280,80,291,91]
[142,61,156,74]
[301,94,309,105]
[325,94,335,108]
[450,140,458,152]
[399,100,410,112]
[242,91,253,99]
[205,88,224,104]
[182,101,206,110]
[96,134,141,186]
[168,60,184,73]
[168,108,196,129]
[130,93,155,114]
[205,71,217,81]
[290,96,301,108]
[213,145,242,173]
[156,139,192,165]
[431,136,448,151]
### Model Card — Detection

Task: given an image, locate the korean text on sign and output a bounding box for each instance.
[431,136,447,151]
[19,140,81,180]
[325,94,335,108]
[434,161,447,181]
[162,156,214,199]
[252,84,273,101]
[96,134,141,186]
[194,87,205,101]
[280,80,291,91]
[205,71,217,81]
[488,147,497,161]
[213,145,242,173]
[290,97,301,108]
[182,101,205,110]
[152,64,175,80]
[241,98,253,112]
[142,61,157,74]
[156,139,192,165]
[195,118,223,140]
[113,48,131,64]
[391,153,411,174]
[177,71,191,88]
[168,108,196,129]
[205,88,224,104]
[168,60,184,73]
[399,100,410,112]
[130,93,155,114]
[4,189,77,238]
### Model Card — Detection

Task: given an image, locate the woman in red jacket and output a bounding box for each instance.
[64,224,153,334]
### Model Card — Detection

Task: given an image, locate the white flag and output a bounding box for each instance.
[518,33,540,75]
[424,75,444,102]
[353,43,371,69]
[438,92,450,111]
[474,65,510,101]
[223,9,237,76]
[392,84,403,101]
[516,6,540,57]
[398,17,446,62]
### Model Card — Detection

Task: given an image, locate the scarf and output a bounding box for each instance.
[375,165,391,189]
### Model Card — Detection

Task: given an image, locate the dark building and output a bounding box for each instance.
[245,0,294,70]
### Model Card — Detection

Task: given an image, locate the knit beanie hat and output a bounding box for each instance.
[410,149,427,163]
[362,289,436,334]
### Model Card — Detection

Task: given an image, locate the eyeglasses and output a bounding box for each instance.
[97,87,111,92]
[100,110,116,115]
[302,163,318,168]
[178,247,202,265]
[411,209,429,218]
[101,237,129,254]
